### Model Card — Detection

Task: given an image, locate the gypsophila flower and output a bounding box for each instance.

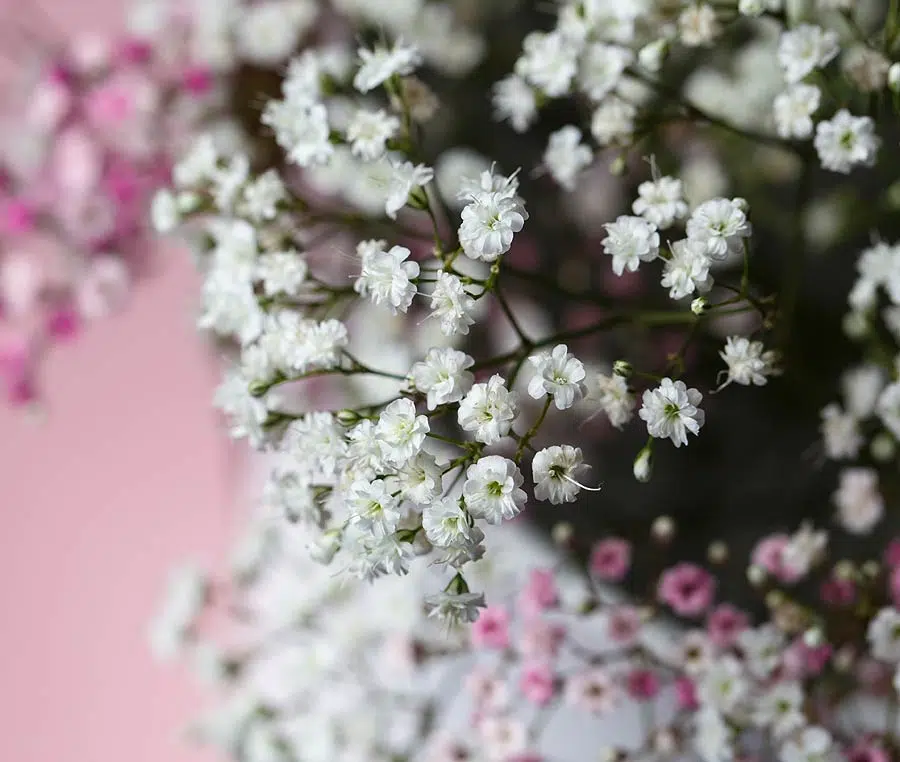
[353,40,422,93]
[877,382,900,439]
[514,31,578,97]
[458,375,519,445]
[173,134,218,189]
[587,372,635,429]
[213,371,268,446]
[409,347,475,410]
[463,456,526,525]
[286,412,347,480]
[697,656,748,712]
[257,251,308,297]
[679,4,720,47]
[422,497,476,548]
[686,198,752,261]
[532,445,590,504]
[773,84,821,140]
[492,74,538,133]
[354,241,420,314]
[396,452,443,505]
[602,215,660,275]
[633,176,689,229]
[262,97,333,168]
[780,727,836,762]
[425,591,486,624]
[342,419,387,481]
[820,403,863,460]
[385,160,433,219]
[739,0,782,16]
[430,271,476,336]
[661,238,713,299]
[240,170,286,221]
[527,344,586,410]
[695,707,734,762]
[375,398,429,466]
[346,108,400,161]
[719,336,778,387]
[349,534,416,580]
[590,95,636,146]
[151,189,179,233]
[458,189,528,262]
[639,378,705,447]
[781,522,827,579]
[346,478,404,537]
[264,466,318,523]
[753,681,805,737]
[778,25,840,84]
[814,110,880,174]
[868,607,900,662]
[578,43,633,102]
[834,467,883,535]
[544,126,593,191]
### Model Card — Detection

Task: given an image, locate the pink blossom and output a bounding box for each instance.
[657,563,715,617]
[46,306,81,342]
[0,333,32,378]
[519,662,555,705]
[890,565,900,606]
[564,668,619,714]
[517,568,559,617]
[752,534,803,583]
[706,604,749,648]
[518,617,566,660]
[7,373,36,407]
[820,576,856,606]
[784,638,832,678]
[182,66,215,95]
[471,606,511,650]
[847,740,891,762]
[884,538,900,569]
[53,128,103,199]
[606,605,642,645]
[674,676,699,710]
[1,200,37,235]
[589,537,631,581]
[465,667,509,712]
[625,668,661,701]
[117,37,153,65]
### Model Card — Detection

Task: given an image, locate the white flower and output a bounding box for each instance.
[286,412,347,480]
[342,419,386,481]
[354,241,420,314]
[346,478,404,537]
[686,198,752,261]
[409,347,475,410]
[262,97,333,168]
[739,0,782,16]
[241,170,286,221]
[773,84,821,140]
[842,364,885,418]
[211,154,250,212]
[265,466,320,524]
[590,95,636,146]
[719,336,778,387]
[258,251,308,297]
[430,271,476,336]
[781,522,827,579]
[173,134,218,189]
[481,716,528,762]
[661,238,713,299]
[638,39,668,72]
[754,682,805,737]
[458,191,528,262]
[396,453,443,505]
[532,445,591,504]
[578,43,633,101]
[148,564,207,661]
[385,160,433,219]
[353,40,422,93]
[424,591,486,623]
[346,109,400,161]
[695,708,734,762]
[463,455,527,524]
[151,189,179,233]
[375,398,429,466]
[877,381,900,439]
[492,74,538,133]
[834,467,883,535]
[587,372,635,429]
[819,403,862,460]
[234,0,317,65]
[602,215,660,275]
[639,377,705,447]
[869,607,900,662]
[697,656,748,713]
[849,241,900,310]
[422,497,478,548]
[814,109,880,174]
[349,534,416,580]
[739,625,785,679]
[544,126,593,191]
[200,271,265,345]
[527,344,586,410]
[213,371,269,445]
[515,31,578,97]
[778,25,840,84]
[780,727,835,762]
[632,176,688,229]
[679,4,720,47]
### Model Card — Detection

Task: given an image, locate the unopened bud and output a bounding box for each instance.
[803,627,824,648]
[765,590,784,608]
[890,63,900,93]
[842,311,869,340]
[309,530,341,565]
[861,560,880,579]
[336,409,362,425]
[613,360,632,378]
[708,541,728,564]
[552,521,574,547]
[638,39,667,73]
[731,197,749,213]
[691,297,708,315]
[633,446,652,483]
[610,156,627,176]
[651,515,676,542]
[747,564,766,586]
[834,559,856,581]
[871,433,896,462]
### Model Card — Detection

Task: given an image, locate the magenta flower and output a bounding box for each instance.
[589,537,632,581]
[625,668,661,701]
[517,568,559,617]
[706,604,749,648]
[606,605,642,645]
[657,562,715,617]
[471,606,511,650]
[519,662,556,705]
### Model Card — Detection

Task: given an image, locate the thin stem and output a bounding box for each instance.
[515,397,553,459]
[495,285,534,347]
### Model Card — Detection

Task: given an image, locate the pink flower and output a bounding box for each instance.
[46,306,81,342]
[1,200,37,235]
[518,618,566,660]
[471,606,511,650]
[564,668,619,714]
[465,667,509,712]
[657,563,715,617]
[53,128,103,199]
[590,537,631,581]
[606,605,642,645]
[847,740,891,762]
[820,576,856,606]
[517,568,559,617]
[783,638,832,679]
[751,534,804,584]
[706,604,748,648]
[519,662,555,705]
[7,373,36,407]
[674,676,698,710]
[625,668,660,701]
[117,37,153,65]
[890,566,900,606]
[884,538,900,569]
[182,66,215,95]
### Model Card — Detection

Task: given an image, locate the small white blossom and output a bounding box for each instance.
[258,251,308,297]
[781,522,827,579]
[409,347,475,410]
[739,0,782,16]
[396,453,443,505]
[151,189,179,233]
[385,160,434,220]
[602,215,660,275]
[353,40,422,93]
[515,31,578,97]
[346,109,400,161]
[458,190,528,262]
[773,84,821,140]
[697,656,748,713]
[492,74,538,133]
[820,403,863,460]
[633,176,688,229]
[354,241,420,314]
[869,607,900,663]
[527,344,586,410]
[754,682,805,737]
[578,43,633,102]
[877,381,900,439]
[430,271,476,336]
[174,134,218,189]
[777,25,840,84]
[679,4,720,47]
[532,445,591,504]
[425,591,486,624]
[587,372,635,429]
[375,398,430,466]
[240,170,286,221]
[695,708,734,762]
[834,467,883,535]
[719,336,778,387]
[639,377,705,447]
[590,95,636,146]
[262,97,333,168]
[814,109,880,174]
[463,455,527,524]
[686,198,752,261]
[661,238,713,300]
[544,126,593,191]
[346,478,404,537]
[422,497,478,548]
[842,364,885,418]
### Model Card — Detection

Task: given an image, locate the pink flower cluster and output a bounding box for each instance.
[0,27,219,407]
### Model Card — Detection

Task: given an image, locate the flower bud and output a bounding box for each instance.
[842,311,869,340]
[803,627,824,648]
[890,62,900,93]
[609,156,627,176]
[310,530,341,565]
[613,360,632,378]
[651,515,675,543]
[834,559,856,581]
[552,521,574,547]
[691,297,707,315]
[708,541,728,564]
[731,197,749,214]
[336,409,362,425]
[747,564,766,586]
[638,39,667,72]
[633,446,652,482]
[871,433,896,462]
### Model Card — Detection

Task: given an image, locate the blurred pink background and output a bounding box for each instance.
[0,2,230,757]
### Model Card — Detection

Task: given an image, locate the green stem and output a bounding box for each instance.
[515,398,552,460]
